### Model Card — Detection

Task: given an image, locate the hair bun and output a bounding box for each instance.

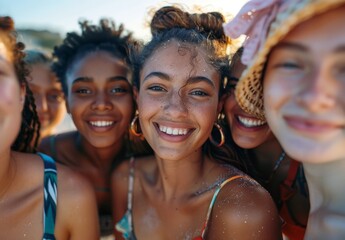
[0,16,14,31]
[150,6,191,36]
[150,6,227,42]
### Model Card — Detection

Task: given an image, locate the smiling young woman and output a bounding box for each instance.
[225,0,345,238]
[38,19,151,238]
[0,16,99,240]
[111,6,282,240]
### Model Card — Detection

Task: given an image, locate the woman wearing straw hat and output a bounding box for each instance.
[224,0,345,239]
[223,46,309,240]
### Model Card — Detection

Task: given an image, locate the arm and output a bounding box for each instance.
[111,159,132,240]
[56,165,100,240]
[206,177,282,240]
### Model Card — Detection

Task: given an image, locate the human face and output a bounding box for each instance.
[264,5,345,164]
[224,60,271,149]
[137,41,222,161]
[28,63,66,138]
[0,40,25,152]
[66,51,133,148]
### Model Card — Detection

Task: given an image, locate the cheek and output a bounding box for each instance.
[116,97,134,120]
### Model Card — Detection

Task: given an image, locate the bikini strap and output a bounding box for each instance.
[38,152,58,240]
[127,157,135,211]
[200,175,243,238]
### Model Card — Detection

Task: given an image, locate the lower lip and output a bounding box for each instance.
[154,124,193,143]
[234,116,267,132]
[285,117,337,134]
[87,122,116,133]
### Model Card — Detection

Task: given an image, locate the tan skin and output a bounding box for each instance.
[263,5,345,239]
[112,41,282,240]
[224,59,309,228]
[39,51,134,234]
[0,38,99,240]
[28,63,66,139]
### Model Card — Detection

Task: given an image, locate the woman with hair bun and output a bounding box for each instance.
[0,16,99,240]
[111,6,282,240]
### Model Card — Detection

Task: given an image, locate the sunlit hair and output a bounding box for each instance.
[0,16,40,152]
[52,18,138,96]
[132,6,245,169]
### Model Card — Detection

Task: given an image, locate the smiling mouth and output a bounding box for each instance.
[89,121,115,127]
[237,116,266,128]
[158,124,190,136]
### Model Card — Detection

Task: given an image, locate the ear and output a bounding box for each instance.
[20,83,26,111]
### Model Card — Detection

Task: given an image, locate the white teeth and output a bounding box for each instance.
[159,125,188,136]
[89,121,114,127]
[238,116,266,128]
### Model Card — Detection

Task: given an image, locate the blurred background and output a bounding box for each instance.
[1,0,246,133]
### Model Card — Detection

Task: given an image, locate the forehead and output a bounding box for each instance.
[281,5,345,53]
[69,51,128,75]
[143,40,216,76]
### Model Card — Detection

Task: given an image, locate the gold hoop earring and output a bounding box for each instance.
[130,111,142,137]
[209,122,225,147]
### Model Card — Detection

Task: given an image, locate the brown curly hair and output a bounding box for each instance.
[0,16,40,153]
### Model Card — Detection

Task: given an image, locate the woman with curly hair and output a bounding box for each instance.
[38,18,150,238]
[0,16,99,240]
[111,6,282,240]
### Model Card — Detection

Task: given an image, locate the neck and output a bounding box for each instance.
[154,149,212,201]
[0,150,16,200]
[303,159,345,213]
[76,133,124,170]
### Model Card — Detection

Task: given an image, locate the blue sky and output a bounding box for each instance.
[1,0,247,40]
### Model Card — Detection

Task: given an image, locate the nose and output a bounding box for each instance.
[35,93,49,113]
[297,67,336,113]
[91,93,113,111]
[163,89,188,118]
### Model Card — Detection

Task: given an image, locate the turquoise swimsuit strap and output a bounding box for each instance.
[38,152,58,240]
[200,175,243,238]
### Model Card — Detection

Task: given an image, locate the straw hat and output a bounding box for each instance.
[223,0,345,120]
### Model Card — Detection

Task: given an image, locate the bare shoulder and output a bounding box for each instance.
[56,163,95,200]
[111,155,154,222]
[207,176,282,240]
[111,155,155,185]
[55,163,99,239]
[38,131,77,159]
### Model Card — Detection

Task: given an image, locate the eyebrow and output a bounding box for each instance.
[186,76,215,89]
[274,42,345,54]
[143,71,170,83]
[72,76,128,84]
[143,71,215,88]
[273,42,309,52]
